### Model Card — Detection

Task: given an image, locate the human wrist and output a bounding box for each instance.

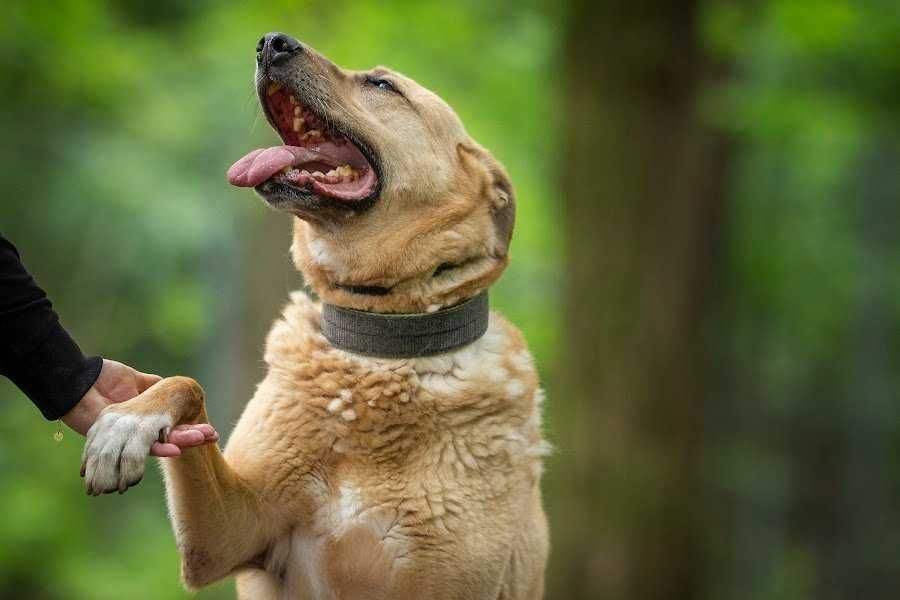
[61,388,107,435]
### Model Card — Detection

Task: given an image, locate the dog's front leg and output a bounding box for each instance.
[82,376,273,590]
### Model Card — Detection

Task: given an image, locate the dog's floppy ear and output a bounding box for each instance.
[486,159,515,257]
[458,144,516,257]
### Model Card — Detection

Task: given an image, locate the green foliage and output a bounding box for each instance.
[704,1,900,598]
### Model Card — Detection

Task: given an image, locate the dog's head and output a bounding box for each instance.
[228,33,515,313]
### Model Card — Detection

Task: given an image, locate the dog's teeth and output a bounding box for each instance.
[300,169,311,177]
[311,171,324,179]
[266,82,282,95]
[326,169,338,177]
[336,165,358,181]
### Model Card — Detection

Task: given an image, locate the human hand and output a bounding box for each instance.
[62,359,218,456]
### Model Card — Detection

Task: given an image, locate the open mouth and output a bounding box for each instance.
[227,81,378,203]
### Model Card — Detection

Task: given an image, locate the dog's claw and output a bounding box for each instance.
[81,410,173,496]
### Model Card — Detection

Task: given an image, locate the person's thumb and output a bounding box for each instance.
[135,371,163,393]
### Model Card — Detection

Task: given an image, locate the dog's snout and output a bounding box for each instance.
[257,32,303,67]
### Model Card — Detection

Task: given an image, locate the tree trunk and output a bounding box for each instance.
[552,2,727,598]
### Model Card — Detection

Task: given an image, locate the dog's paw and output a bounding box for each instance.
[81,410,172,495]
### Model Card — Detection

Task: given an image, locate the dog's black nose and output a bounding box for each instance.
[257,33,303,66]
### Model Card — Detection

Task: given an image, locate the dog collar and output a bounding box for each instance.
[321,291,489,358]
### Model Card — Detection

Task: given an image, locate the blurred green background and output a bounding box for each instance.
[1,1,898,599]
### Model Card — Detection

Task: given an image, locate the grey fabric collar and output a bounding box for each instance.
[321,292,490,358]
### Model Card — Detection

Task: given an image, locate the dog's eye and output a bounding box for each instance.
[367,76,399,94]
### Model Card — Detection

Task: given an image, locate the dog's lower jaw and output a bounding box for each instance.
[255,180,379,224]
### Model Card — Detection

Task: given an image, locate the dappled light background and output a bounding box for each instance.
[1,1,899,599]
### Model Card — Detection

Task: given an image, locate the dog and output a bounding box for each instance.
[81,32,549,599]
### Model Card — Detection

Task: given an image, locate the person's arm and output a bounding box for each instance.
[0,234,219,452]
[0,234,102,421]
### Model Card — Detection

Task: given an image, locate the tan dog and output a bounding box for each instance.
[82,33,549,599]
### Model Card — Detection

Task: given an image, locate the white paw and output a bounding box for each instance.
[81,411,172,495]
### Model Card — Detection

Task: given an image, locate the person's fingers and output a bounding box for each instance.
[167,428,206,447]
[171,423,218,439]
[150,442,182,457]
[148,424,219,452]
[170,424,210,433]
[184,423,216,437]
[135,371,163,393]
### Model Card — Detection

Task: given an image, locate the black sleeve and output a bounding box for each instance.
[0,234,102,420]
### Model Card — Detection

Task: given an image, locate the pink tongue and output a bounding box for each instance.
[227,146,318,187]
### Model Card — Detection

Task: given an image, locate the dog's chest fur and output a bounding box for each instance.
[223,292,548,598]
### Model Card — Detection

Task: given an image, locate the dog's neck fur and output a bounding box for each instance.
[290,220,508,314]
